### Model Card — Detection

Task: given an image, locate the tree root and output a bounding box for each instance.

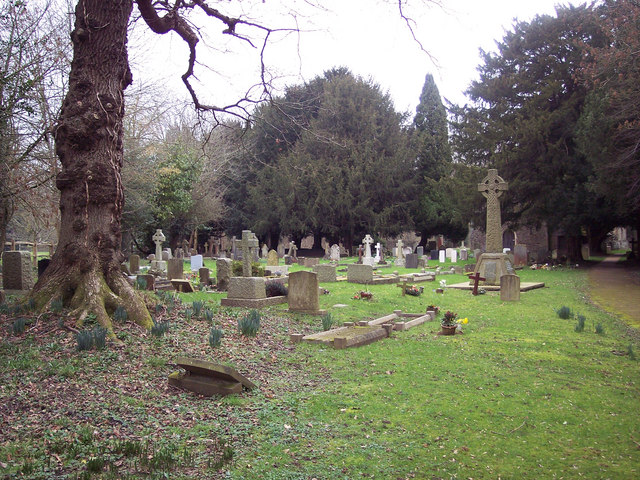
[30,264,153,340]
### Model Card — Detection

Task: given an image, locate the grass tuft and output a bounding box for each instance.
[238,309,260,336]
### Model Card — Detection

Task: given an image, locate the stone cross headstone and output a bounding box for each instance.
[374,242,381,263]
[395,239,405,266]
[267,249,279,266]
[330,244,341,263]
[241,230,259,277]
[287,241,298,259]
[478,169,508,253]
[152,229,165,260]
[362,234,375,266]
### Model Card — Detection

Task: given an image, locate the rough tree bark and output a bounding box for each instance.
[31,0,152,333]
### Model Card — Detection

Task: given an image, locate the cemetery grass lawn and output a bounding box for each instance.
[1,265,639,479]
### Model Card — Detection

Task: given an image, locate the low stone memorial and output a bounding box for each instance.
[267,249,279,266]
[500,273,521,301]
[347,264,374,284]
[169,357,256,397]
[2,251,34,290]
[330,244,341,263]
[313,264,337,282]
[430,250,439,260]
[199,267,210,286]
[288,271,326,315]
[167,258,183,280]
[171,279,194,292]
[129,254,140,273]
[460,249,468,261]
[216,258,232,291]
[514,244,528,267]
[136,274,155,291]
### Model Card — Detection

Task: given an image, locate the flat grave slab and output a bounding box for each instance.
[171,279,195,292]
[168,357,256,397]
[447,281,545,292]
[221,296,287,308]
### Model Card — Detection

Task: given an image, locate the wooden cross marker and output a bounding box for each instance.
[397,280,409,296]
[469,272,486,296]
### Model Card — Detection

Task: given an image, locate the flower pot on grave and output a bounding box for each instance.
[440,324,457,336]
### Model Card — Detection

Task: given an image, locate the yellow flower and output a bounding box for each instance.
[461,318,469,324]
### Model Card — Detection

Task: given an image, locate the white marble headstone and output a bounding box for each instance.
[190,254,203,271]
[439,250,446,263]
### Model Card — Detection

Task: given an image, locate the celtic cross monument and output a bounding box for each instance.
[478,169,508,253]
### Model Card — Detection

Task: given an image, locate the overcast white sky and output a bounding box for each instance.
[132,0,580,116]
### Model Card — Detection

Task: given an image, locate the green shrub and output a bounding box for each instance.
[555,306,573,319]
[113,305,128,322]
[51,298,64,313]
[76,330,94,351]
[87,456,105,473]
[0,302,9,314]
[595,323,605,334]
[238,309,260,337]
[232,261,265,277]
[628,344,636,360]
[192,300,204,317]
[265,279,288,297]
[12,317,27,335]
[203,309,214,323]
[134,276,147,290]
[209,327,223,348]
[184,308,193,321]
[322,313,334,331]
[574,314,586,332]
[92,327,107,350]
[151,320,170,337]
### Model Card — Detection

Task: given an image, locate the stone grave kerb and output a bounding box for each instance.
[241,230,258,277]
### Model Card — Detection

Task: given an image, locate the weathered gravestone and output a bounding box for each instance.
[267,249,279,266]
[313,264,337,282]
[199,267,210,286]
[261,244,269,259]
[167,258,184,280]
[347,264,374,284]
[405,253,419,269]
[430,250,439,260]
[416,246,424,257]
[500,273,521,301]
[288,271,326,315]
[216,258,232,291]
[514,244,528,267]
[169,357,256,397]
[162,248,172,261]
[2,251,34,290]
[460,249,468,261]
[451,250,458,263]
[129,254,140,274]
[136,274,155,291]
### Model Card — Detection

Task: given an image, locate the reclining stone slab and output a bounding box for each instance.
[168,357,256,396]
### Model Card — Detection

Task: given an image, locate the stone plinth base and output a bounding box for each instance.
[471,253,513,286]
[221,296,287,308]
[227,277,266,299]
[448,281,545,292]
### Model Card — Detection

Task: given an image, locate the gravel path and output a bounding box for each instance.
[587,255,640,328]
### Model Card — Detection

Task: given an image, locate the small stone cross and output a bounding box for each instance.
[469,271,486,296]
[152,229,165,260]
[241,230,258,277]
[396,239,404,260]
[478,169,508,254]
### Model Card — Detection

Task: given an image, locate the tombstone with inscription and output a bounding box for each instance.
[167,258,184,280]
[500,273,521,301]
[430,249,438,260]
[514,244,528,267]
[405,253,419,269]
[199,267,211,286]
[416,246,424,257]
[471,169,518,286]
[451,250,458,263]
[460,249,468,261]
[216,258,232,291]
[129,254,140,273]
[313,264,337,282]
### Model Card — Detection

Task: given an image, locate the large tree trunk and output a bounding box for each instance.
[31,0,152,333]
